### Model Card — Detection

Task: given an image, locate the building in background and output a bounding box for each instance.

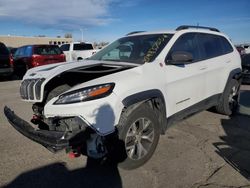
[0,35,73,48]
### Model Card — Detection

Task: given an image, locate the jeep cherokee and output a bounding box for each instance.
[4,25,242,169]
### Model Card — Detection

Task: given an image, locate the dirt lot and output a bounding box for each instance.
[0,80,250,188]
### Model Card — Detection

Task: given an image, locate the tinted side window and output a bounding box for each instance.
[73,43,93,50]
[74,44,84,50]
[198,34,224,59]
[219,37,233,54]
[60,44,70,51]
[167,33,200,62]
[83,44,94,50]
[197,34,234,60]
[24,46,33,56]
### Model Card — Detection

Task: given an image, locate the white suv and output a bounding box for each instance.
[4,25,242,169]
[60,42,97,61]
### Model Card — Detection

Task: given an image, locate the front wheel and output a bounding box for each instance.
[117,103,160,170]
[216,79,240,115]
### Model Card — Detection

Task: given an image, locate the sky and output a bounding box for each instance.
[0,0,249,44]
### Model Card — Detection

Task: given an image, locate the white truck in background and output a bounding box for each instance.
[60,42,97,61]
[243,44,250,54]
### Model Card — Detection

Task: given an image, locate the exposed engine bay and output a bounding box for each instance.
[17,62,135,158]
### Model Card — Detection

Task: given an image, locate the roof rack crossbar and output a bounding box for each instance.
[176,25,220,32]
[126,31,145,36]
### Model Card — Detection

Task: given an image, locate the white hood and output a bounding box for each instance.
[23,60,139,81]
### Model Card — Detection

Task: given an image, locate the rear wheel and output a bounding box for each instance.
[216,79,240,115]
[117,103,160,170]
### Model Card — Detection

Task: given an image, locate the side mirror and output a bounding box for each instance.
[167,51,193,65]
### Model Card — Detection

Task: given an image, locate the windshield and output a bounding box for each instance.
[89,34,173,64]
[34,45,63,55]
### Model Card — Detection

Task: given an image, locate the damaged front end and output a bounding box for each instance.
[4,61,137,159]
[4,106,107,158]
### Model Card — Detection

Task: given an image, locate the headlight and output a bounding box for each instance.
[54,83,115,104]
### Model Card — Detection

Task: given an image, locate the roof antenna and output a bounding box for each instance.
[196,23,199,29]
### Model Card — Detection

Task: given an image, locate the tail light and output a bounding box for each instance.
[31,55,40,67]
[9,54,14,68]
[61,54,66,62]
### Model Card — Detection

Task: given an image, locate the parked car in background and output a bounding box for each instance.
[0,42,13,77]
[60,42,97,61]
[8,47,18,55]
[243,44,250,54]
[13,45,66,78]
[242,53,250,84]
[236,46,246,56]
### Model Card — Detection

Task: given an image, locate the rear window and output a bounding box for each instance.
[73,43,94,50]
[0,43,10,55]
[60,44,70,51]
[34,46,63,55]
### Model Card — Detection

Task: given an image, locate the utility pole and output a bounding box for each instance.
[80,28,84,42]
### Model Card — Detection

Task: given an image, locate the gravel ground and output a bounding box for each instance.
[0,80,250,188]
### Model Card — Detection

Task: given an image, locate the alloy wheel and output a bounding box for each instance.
[125,117,155,160]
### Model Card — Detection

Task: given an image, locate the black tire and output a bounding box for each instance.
[216,79,240,115]
[116,103,160,170]
[45,84,71,104]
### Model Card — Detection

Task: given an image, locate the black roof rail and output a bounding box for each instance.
[126,31,145,36]
[176,25,220,32]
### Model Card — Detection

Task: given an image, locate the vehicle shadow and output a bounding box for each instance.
[213,89,250,180]
[3,104,126,188]
[3,159,122,188]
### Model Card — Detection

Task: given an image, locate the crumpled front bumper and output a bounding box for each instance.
[4,106,86,152]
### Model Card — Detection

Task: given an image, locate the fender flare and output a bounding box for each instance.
[122,89,167,134]
[224,68,242,92]
[218,68,242,105]
[229,68,242,80]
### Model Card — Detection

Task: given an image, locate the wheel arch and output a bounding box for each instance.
[121,89,167,134]
[224,68,242,92]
